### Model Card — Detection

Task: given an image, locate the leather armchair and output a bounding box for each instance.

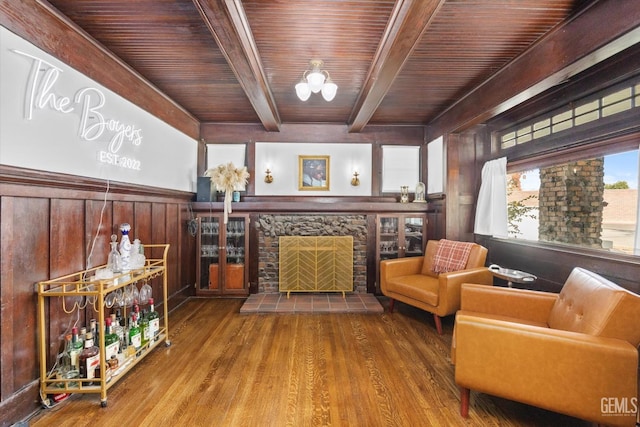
[452,267,640,426]
[380,240,493,334]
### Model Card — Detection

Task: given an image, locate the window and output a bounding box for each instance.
[507,149,639,255]
[499,79,640,150]
[382,145,420,193]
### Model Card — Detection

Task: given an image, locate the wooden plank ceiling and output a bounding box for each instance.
[46,0,592,132]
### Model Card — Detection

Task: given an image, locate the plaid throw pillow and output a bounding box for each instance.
[431,239,474,274]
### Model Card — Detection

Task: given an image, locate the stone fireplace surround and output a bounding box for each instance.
[256,214,368,293]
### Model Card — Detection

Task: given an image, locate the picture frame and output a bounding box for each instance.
[298,155,330,191]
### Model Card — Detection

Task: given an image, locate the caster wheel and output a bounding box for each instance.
[165,341,172,347]
[101,401,107,408]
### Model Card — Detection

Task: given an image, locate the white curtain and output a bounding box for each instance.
[634,146,640,255]
[474,157,508,238]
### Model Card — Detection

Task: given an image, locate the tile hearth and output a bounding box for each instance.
[240,293,384,314]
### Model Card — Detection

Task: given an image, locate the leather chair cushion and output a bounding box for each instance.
[385,274,439,307]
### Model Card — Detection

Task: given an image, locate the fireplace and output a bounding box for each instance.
[257,214,367,293]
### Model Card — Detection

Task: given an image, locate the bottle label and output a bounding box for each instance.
[150,318,160,337]
[130,332,142,349]
[106,341,119,360]
[142,325,151,342]
[70,350,80,369]
[85,354,100,380]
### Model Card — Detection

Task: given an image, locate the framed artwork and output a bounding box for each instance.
[299,155,330,191]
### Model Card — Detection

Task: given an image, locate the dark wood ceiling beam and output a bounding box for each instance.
[192,0,281,131]
[428,0,640,137]
[347,0,445,133]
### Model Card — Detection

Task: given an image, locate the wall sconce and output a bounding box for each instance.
[351,171,360,187]
[264,168,273,184]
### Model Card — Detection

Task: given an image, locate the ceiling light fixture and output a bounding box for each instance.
[295,59,338,102]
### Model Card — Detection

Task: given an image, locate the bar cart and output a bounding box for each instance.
[37,244,170,407]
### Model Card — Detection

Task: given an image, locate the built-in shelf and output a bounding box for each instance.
[193,200,434,213]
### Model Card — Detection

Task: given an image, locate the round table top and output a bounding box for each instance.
[489,265,537,284]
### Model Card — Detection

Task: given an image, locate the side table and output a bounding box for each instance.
[488,264,536,288]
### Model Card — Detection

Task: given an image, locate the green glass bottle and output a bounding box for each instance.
[58,333,79,388]
[128,312,142,354]
[70,326,83,371]
[140,308,150,347]
[147,298,160,341]
[103,317,120,361]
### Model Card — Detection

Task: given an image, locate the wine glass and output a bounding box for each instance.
[105,292,117,308]
[115,288,124,308]
[139,280,153,305]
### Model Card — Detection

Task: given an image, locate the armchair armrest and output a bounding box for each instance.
[460,283,557,324]
[454,314,639,424]
[436,267,493,316]
[380,256,424,280]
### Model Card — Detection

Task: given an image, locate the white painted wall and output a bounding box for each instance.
[0,26,197,192]
[255,142,372,196]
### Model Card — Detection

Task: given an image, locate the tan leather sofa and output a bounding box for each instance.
[452,267,640,426]
[380,240,493,334]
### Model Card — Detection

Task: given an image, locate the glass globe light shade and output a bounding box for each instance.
[321,79,338,102]
[306,70,326,93]
[295,80,311,101]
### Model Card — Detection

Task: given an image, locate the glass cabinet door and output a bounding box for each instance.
[199,216,220,292]
[197,213,248,295]
[378,216,399,260]
[403,216,425,257]
[224,217,246,291]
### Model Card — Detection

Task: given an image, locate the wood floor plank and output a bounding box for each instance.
[27,298,595,427]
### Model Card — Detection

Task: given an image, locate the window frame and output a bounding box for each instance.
[494,76,640,259]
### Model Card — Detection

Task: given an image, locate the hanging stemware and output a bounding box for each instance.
[139,279,152,305]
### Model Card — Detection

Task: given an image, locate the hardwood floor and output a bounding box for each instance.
[28,297,595,427]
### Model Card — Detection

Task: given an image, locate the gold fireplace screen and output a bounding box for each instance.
[279,236,353,297]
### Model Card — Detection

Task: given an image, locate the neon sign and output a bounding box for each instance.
[13,49,142,171]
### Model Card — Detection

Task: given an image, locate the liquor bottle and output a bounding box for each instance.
[79,332,100,382]
[103,317,120,361]
[140,308,150,347]
[70,327,83,371]
[107,234,122,273]
[110,313,125,354]
[147,298,160,341]
[119,223,132,272]
[128,312,142,354]
[90,318,98,347]
[130,239,146,269]
[58,334,79,387]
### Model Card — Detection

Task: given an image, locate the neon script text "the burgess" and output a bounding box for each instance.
[13,50,143,156]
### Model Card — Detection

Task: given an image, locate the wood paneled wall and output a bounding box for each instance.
[0,166,196,425]
[478,236,640,295]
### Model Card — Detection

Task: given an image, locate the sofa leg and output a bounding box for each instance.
[433,314,443,335]
[460,386,470,418]
[388,298,395,313]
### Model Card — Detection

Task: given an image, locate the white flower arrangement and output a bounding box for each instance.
[205,162,250,223]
